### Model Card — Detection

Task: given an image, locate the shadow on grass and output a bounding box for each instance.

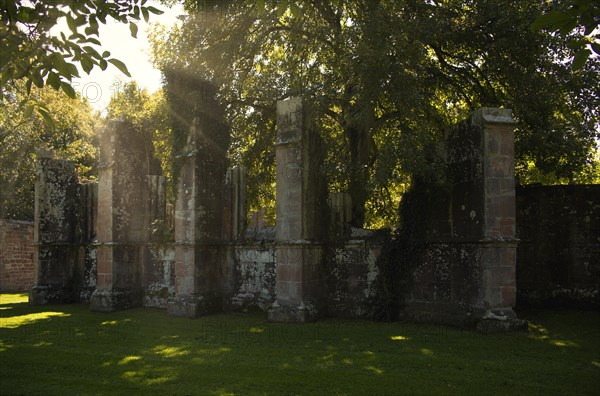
[1,293,599,395]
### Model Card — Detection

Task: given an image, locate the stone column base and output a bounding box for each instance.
[400,302,526,332]
[90,289,141,312]
[268,301,319,323]
[30,285,72,305]
[166,294,222,318]
[475,308,527,334]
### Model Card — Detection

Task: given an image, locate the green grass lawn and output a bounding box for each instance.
[1,293,599,395]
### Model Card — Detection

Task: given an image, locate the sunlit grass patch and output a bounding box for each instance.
[0,311,70,328]
[118,355,143,365]
[152,344,190,358]
[0,293,28,305]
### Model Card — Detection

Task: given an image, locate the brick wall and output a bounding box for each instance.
[0,219,35,292]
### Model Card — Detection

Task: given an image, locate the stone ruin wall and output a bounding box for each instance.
[20,90,597,327]
[396,108,525,332]
[516,184,600,308]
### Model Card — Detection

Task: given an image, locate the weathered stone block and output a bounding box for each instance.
[267,300,319,323]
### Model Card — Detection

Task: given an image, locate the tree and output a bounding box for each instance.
[532,0,600,70]
[152,0,599,227]
[0,0,163,116]
[0,83,98,220]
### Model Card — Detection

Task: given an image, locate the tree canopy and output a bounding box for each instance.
[152,0,600,227]
[0,83,98,220]
[2,0,598,226]
[0,0,163,111]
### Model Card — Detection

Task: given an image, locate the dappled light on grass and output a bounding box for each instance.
[118,355,143,365]
[32,341,53,347]
[365,365,384,375]
[0,339,12,352]
[390,335,410,341]
[122,368,177,386]
[318,352,337,368]
[0,311,70,328]
[101,318,134,326]
[550,340,579,348]
[528,321,579,348]
[212,389,235,396]
[420,348,434,356]
[152,344,190,358]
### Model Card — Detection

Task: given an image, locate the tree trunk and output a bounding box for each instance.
[346,124,371,228]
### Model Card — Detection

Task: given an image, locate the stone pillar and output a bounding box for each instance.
[167,115,229,317]
[268,97,325,322]
[90,120,150,311]
[30,149,81,304]
[473,108,519,318]
[400,108,524,331]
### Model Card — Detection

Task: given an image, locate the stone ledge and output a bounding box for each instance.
[90,288,142,312]
[30,284,80,305]
[167,293,222,318]
[268,301,319,323]
[477,318,528,334]
[471,107,516,126]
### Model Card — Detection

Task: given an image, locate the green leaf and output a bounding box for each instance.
[85,24,99,36]
[46,72,61,89]
[86,37,102,46]
[142,7,150,22]
[102,51,111,58]
[290,3,301,19]
[54,58,72,79]
[89,16,99,35]
[591,43,600,56]
[146,6,164,15]
[23,104,34,118]
[256,0,266,13]
[25,79,32,95]
[277,5,286,18]
[31,70,44,88]
[66,14,77,32]
[61,82,77,99]
[130,22,138,38]
[108,58,131,77]
[81,57,94,74]
[532,11,570,31]
[37,106,55,129]
[64,62,80,78]
[99,59,108,71]
[75,15,87,27]
[83,46,101,59]
[69,33,86,41]
[572,48,591,70]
